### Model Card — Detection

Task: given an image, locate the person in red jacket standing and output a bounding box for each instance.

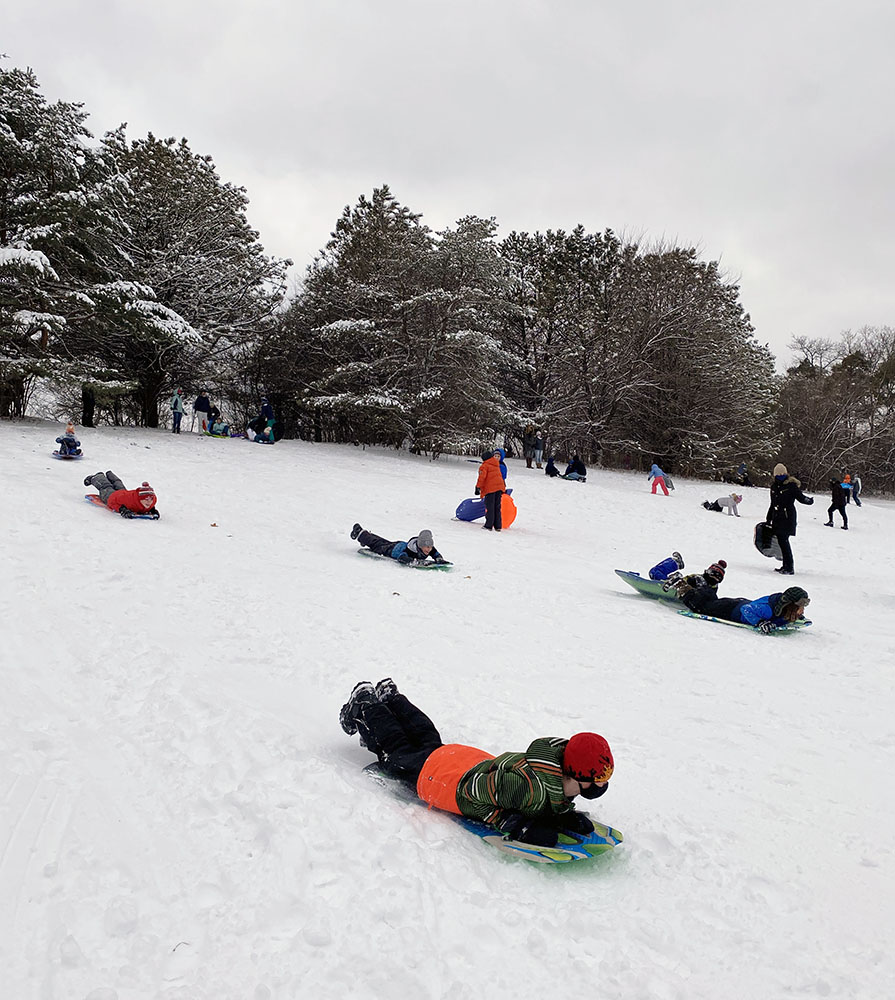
[475,450,506,531]
[84,471,159,518]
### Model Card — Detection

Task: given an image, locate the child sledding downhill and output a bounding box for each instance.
[84,471,159,519]
[351,524,451,565]
[54,423,82,457]
[674,578,810,634]
[339,678,614,849]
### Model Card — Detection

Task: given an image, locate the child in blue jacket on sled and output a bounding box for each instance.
[676,582,810,633]
[55,422,81,456]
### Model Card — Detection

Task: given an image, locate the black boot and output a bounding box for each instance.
[339,681,375,735]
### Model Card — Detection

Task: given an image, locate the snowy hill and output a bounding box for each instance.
[2,419,893,1000]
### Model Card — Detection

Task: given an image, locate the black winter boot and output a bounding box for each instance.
[339,681,375,735]
[350,523,362,540]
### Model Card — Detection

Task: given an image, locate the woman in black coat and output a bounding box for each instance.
[765,463,814,575]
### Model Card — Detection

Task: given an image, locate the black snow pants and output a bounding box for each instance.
[356,695,444,783]
[357,530,398,558]
[827,502,847,527]
[86,470,126,505]
[682,588,748,623]
[483,490,503,530]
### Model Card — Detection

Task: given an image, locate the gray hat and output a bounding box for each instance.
[417,529,434,548]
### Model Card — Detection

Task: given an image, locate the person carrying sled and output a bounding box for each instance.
[703,493,742,516]
[563,455,587,481]
[193,390,212,433]
[339,679,613,848]
[475,450,506,531]
[825,480,849,529]
[766,463,814,575]
[676,582,810,634]
[648,463,669,495]
[55,422,81,456]
[171,389,185,434]
[84,471,159,518]
[350,524,450,565]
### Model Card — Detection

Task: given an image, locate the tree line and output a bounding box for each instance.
[2,63,893,490]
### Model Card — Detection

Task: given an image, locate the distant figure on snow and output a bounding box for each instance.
[351,524,449,565]
[84,470,158,518]
[208,418,231,437]
[253,425,274,444]
[533,430,545,469]
[563,456,587,482]
[676,582,810,634]
[170,389,185,434]
[648,463,669,495]
[825,480,849,529]
[735,462,753,487]
[544,456,561,478]
[475,450,506,531]
[339,678,613,847]
[193,390,212,433]
[703,493,742,516]
[522,424,537,469]
[850,473,862,507]
[55,422,81,456]
[840,474,853,504]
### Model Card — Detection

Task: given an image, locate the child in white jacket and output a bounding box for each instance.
[703,493,742,516]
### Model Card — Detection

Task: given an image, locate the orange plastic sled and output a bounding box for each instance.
[501,493,517,527]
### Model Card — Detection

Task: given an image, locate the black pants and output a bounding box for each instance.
[87,470,125,505]
[484,490,503,530]
[357,530,397,557]
[828,502,847,527]
[356,695,443,782]
[683,589,747,623]
[774,531,794,573]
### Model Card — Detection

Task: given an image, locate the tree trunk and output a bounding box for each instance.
[81,384,96,427]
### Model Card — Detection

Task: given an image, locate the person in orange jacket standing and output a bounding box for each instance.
[475,450,506,531]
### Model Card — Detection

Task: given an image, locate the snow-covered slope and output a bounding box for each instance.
[2,420,892,1000]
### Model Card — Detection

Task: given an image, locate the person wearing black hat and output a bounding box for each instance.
[192,390,212,434]
[677,582,810,634]
[339,679,614,847]
[350,524,449,565]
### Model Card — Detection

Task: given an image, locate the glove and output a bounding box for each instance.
[118,506,134,519]
[757,621,776,635]
[497,812,558,848]
[560,811,594,836]
[474,487,480,496]
[434,557,450,565]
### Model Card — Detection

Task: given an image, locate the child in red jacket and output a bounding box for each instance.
[84,471,159,518]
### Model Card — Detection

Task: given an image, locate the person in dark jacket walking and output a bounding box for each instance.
[765,463,814,575]
[193,390,212,433]
[339,679,613,847]
[825,480,849,529]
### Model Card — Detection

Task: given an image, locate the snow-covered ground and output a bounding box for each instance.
[2,419,893,1000]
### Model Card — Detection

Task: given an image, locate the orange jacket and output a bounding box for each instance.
[416,744,495,814]
[476,455,505,496]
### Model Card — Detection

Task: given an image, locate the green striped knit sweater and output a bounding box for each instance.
[455,737,576,826]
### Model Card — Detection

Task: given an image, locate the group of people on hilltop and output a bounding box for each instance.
[170,389,276,442]
[521,425,547,469]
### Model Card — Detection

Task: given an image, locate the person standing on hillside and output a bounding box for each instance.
[193,390,212,433]
[339,678,613,848]
[648,462,669,495]
[765,463,814,575]
[851,473,863,507]
[171,388,185,434]
[533,430,546,469]
[825,480,849,529]
[522,424,537,469]
[475,450,506,531]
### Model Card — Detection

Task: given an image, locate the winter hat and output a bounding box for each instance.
[704,559,727,583]
[481,450,494,462]
[563,733,614,783]
[775,587,810,616]
[417,529,434,548]
[65,422,75,435]
[773,463,788,477]
[138,482,156,508]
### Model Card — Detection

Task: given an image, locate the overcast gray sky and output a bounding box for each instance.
[6,0,895,364]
